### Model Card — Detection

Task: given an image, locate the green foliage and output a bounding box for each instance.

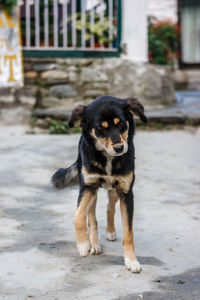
[75,12,117,46]
[49,120,82,134]
[70,127,82,134]
[0,0,17,14]
[148,17,179,65]
[49,120,68,134]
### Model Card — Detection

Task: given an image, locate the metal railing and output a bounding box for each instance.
[20,0,120,54]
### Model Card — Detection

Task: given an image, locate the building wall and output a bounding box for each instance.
[148,0,178,22]
[122,0,148,62]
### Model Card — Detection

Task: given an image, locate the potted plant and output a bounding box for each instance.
[75,11,117,48]
[148,16,179,65]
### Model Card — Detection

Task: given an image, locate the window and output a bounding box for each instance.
[179,0,200,65]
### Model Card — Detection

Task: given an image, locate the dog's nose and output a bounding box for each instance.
[114,144,124,154]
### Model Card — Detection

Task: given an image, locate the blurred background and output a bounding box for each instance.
[0,0,200,132]
[0,2,200,298]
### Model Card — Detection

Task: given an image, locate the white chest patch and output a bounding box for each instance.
[105,157,113,175]
[102,157,113,189]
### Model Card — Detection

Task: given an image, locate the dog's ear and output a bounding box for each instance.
[123,97,147,123]
[68,105,87,128]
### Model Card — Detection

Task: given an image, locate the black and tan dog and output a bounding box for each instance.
[52,95,147,273]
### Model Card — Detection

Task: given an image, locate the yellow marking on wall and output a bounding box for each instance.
[0,38,13,51]
[4,55,17,82]
[0,7,23,87]
[0,10,15,28]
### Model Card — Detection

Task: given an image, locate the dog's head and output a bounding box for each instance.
[68,96,147,157]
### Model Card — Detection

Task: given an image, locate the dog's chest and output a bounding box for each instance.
[83,157,115,190]
[83,158,133,194]
[102,157,113,189]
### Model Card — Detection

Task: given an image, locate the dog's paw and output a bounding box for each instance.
[124,257,142,273]
[106,231,116,241]
[77,240,91,256]
[90,244,102,255]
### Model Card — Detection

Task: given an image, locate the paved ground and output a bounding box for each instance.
[0,127,200,300]
[147,91,200,124]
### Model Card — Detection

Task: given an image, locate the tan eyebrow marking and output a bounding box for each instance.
[102,121,109,128]
[114,118,120,125]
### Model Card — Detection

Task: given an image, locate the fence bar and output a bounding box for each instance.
[24,46,117,51]
[35,0,40,47]
[100,0,104,48]
[53,0,58,47]
[63,0,68,47]
[108,0,113,48]
[44,0,49,47]
[81,0,86,48]
[25,0,30,47]
[21,0,119,52]
[72,0,76,47]
[90,0,95,48]
[100,0,104,24]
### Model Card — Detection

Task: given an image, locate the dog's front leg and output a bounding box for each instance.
[74,187,97,256]
[106,189,118,241]
[119,190,142,273]
[88,197,101,255]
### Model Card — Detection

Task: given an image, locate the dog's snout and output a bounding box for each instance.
[114,144,124,154]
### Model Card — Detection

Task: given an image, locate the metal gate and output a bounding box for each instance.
[20,0,122,57]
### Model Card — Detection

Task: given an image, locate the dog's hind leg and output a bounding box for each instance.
[74,188,97,256]
[88,197,101,255]
[119,190,142,273]
[106,190,118,241]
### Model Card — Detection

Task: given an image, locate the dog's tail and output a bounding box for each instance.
[51,161,79,189]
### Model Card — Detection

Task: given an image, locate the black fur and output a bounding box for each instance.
[52,162,79,189]
[52,95,147,230]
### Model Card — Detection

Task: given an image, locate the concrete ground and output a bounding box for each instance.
[147,91,200,125]
[0,127,200,300]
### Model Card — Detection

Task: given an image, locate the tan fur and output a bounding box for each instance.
[114,118,120,125]
[102,121,109,128]
[88,197,99,247]
[128,109,134,116]
[90,129,107,152]
[74,190,97,244]
[82,166,133,194]
[121,122,129,141]
[105,137,112,148]
[120,199,137,261]
[90,128,128,157]
[107,190,118,234]
[74,119,81,127]
[82,166,99,186]
[91,160,103,170]
[117,172,134,194]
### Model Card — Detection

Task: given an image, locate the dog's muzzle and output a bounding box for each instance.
[113,144,124,154]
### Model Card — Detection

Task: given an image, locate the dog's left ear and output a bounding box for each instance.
[123,97,147,123]
[68,105,87,128]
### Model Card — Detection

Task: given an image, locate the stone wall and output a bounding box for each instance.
[174,69,200,91]
[0,58,175,115]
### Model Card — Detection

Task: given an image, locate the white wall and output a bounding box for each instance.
[148,0,178,22]
[122,0,148,62]
[122,0,177,62]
